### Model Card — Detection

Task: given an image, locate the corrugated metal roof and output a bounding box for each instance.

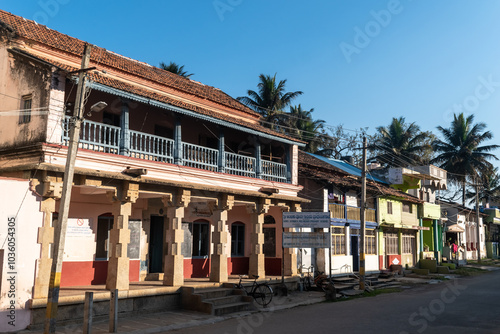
[306,153,388,184]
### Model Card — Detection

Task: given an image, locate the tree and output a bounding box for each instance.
[432,113,499,206]
[466,167,500,206]
[159,61,193,78]
[315,125,364,164]
[284,105,325,153]
[237,73,303,129]
[368,117,431,167]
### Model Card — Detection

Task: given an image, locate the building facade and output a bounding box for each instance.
[0,10,305,330]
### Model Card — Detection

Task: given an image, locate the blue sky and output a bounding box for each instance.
[2,0,500,163]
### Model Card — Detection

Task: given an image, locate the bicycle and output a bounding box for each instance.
[313,271,330,292]
[299,265,314,291]
[234,275,273,307]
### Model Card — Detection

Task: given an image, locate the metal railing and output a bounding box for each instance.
[182,143,218,172]
[63,116,120,153]
[261,160,287,183]
[129,131,174,163]
[225,152,256,177]
[62,117,290,182]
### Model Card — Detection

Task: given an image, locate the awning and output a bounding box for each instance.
[446,224,465,232]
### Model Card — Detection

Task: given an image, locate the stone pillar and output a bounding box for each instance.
[284,203,300,276]
[106,201,132,290]
[248,199,270,278]
[210,195,233,282]
[106,182,138,291]
[33,197,56,299]
[163,189,190,286]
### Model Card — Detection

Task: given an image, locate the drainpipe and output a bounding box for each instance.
[255,140,262,179]
[419,218,424,260]
[285,144,291,183]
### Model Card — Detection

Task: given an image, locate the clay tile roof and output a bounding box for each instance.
[0,10,304,144]
[299,151,422,204]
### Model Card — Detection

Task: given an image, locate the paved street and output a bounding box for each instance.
[170,270,500,334]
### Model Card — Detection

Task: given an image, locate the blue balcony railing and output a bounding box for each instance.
[130,131,174,163]
[62,117,120,154]
[62,116,289,183]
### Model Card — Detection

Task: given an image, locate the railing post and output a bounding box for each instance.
[83,291,93,334]
[255,140,262,179]
[119,99,130,156]
[218,127,225,173]
[109,289,118,333]
[174,115,183,165]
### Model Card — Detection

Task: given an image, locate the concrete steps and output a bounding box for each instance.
[181,286,253,316]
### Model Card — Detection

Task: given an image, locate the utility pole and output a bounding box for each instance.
[475,179,481,264]
[359,136,367,290]
[44,43,93,334]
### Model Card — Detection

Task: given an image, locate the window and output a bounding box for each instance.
[402,232,415,254]
[192,222,209,257]
[19,95,32,124]
[96,216,113,260]
[385,232,398,255]
[263,227,276,257]
[332,227,346,255]
[387,201,393,215]
[365,229,376,255]
[231,223,245,257]
[403,203,412,214]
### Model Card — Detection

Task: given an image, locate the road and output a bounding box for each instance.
[168,270,500,334]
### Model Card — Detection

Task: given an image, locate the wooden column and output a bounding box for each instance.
[210,195,233,282]
[248,199,270,278]
[163,189,190,286]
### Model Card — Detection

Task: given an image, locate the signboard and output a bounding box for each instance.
[127,220,141,260]
[282,212,330,229]
[283,232,331,248]
[67,218,93,237]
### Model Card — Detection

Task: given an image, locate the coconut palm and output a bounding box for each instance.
[237,73,303,129]
[465,167,500,206]
[368,117,431,167]
[159,61,193,78]
[285,105,326,153]
[432,113,499,206]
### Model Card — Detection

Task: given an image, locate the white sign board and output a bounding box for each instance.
[282,212,330,228]
[66,218,93,237]
[283,232,331,248]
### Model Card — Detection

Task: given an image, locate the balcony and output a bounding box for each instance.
[62,116,289,183]
[419,202,441,220]
[329,203,377,223]
[484,208,500,225]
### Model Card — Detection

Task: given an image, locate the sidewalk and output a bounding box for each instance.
[21,290,326,334]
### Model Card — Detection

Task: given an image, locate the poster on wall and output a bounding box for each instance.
[66,218,93,237]
[127,220,141,260]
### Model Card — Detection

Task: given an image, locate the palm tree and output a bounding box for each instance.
[159,61,193,78]
[368,117,431,167]
[432,113,499,206]
[237,73,303,129]
[466,167,500,206]
[285,105,326,153]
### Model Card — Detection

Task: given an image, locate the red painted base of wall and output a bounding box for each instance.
[229,257,249,275]
[387,255,402,267]
[379,255,385,270]
[184,258,210,278]
[265,258,282,276]
[60,260,140,287]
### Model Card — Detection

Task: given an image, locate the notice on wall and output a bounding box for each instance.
[282,212,330,228]
[127,220,141,260]
[66,218,93,237]
[283,232,331,248]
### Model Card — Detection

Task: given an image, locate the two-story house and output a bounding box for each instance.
[298,152,422,274]
[0,10,306,329]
